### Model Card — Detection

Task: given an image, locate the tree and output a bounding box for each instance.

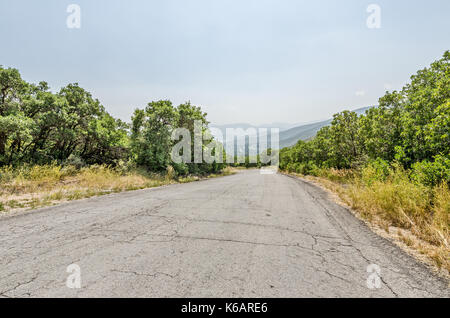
[0,66,26,160]
[0,67,130,166]
[131,100,224,174]
[329,111,362,168]
[131,100,178,171]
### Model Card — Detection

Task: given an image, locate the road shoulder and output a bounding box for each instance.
[280,171,450,283]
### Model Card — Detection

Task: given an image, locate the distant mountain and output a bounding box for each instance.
[278,120,332,148]
[209,106,375,152]
[211,122,302,133]
[278,106,374,148]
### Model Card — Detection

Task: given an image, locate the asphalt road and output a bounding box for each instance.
[0,170,448,297]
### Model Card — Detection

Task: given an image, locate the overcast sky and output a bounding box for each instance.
[1,0,449,125]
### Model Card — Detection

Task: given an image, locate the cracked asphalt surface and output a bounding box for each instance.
[0,170,448,297]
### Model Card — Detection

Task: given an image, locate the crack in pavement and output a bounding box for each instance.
[111,269,178,279]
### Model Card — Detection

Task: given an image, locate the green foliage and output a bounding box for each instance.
[0,66,129,166]
[172,162,189,176]
[361,158,391,185]
[329,111,362,168]
[131,100,225,175]
[280,51,450,187]
[131,100,177,170]
[0,66,225,176]
[410,155,450,187]
[64,154,85,170]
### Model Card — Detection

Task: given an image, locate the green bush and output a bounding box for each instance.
[361,158,391,185]
[303,161,319,175]
[172,162,189,176]
[411,155,450,186]
[64,154,85,170]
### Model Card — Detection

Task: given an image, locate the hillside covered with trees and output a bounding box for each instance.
[280,51,449,270]
[280,51,449,186]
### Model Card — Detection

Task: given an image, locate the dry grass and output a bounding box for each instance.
[0,164,236,213]
[286,168,449,274]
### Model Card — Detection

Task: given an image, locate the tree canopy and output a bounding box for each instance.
[0,66,224,175]
[280,51,450,186]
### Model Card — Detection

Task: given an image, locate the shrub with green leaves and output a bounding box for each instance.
[280,51,449,188]
[361,158,391,185]
[411,155,450,186]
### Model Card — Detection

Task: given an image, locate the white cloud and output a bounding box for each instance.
[355,90,366,96]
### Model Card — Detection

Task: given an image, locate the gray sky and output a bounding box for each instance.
[1,0,449,125]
